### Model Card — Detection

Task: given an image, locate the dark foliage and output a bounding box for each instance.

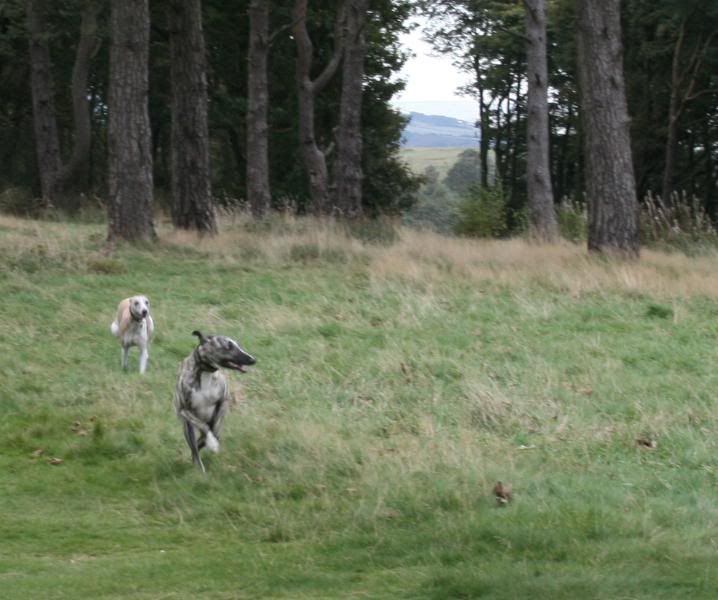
[0,0,419,217]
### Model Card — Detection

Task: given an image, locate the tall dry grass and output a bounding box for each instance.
[164,214,718,300]
[374,229,718,299]
[4,212,718,300]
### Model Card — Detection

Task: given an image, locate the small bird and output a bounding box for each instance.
[636,436,657,449]
[493,481,513,506]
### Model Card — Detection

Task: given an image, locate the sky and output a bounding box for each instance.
[391,20,477,123]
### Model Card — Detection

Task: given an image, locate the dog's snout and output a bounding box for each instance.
[246,354,256,366]
[142,309,148,317]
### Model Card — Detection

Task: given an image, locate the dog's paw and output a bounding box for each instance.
[206,432,220,453]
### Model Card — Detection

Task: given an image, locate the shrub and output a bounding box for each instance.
[403,172,461,235]
[0,187,41,216]
[443,149,481,196]
[345,218,399,246]
[640,191,718,252]
[289,243,321,262]
[553,191,718,251]
[455,184,507,238]
[557,197,587,242]
[87,257,128,275]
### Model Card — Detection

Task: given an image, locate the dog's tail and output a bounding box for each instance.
[110,321,120,336]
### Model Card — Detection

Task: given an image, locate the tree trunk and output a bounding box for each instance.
[332,0,368,218]
[107,0,156,242]
[167,0,216,234]
[556,102,574,201]
[292,0,345,214]
[508,76,522,214]
[577,0,639,257]
[27,0,99,208]
[26,0,61,207]
[703,120,716,217]
[246,0,272,217]
[472,54,489,188]
[524,0,558,241]
[55,0,99,193]
[661,24,715,205]
[479,98,489,187]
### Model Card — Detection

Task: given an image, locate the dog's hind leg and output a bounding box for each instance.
[182,419,205,473]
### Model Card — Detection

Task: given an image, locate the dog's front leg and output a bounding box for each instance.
[180,408,221,454]
[178,409,212,436]
[139,344,149,374]
[121,345,130,370]
[182,419,205,473]
[179,409,217,467]
[208,394,230,452]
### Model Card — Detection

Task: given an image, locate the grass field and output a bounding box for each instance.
[399,147,468,178]
[2,213,718,598]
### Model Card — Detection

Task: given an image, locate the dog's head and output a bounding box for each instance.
[129,295,151,321]
[192,330,256,373]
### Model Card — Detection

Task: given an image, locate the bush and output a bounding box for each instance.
[0,187,41,216]
[552,191,718,251]
[455,184,507,238]
[443,149,481,196]
[87,257,128,275]
[345,218,399,246]
[640,191,718,252]
[403,171,461,235]
[557,197,587,242]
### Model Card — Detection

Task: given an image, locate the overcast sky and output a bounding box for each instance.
[391,20,477,123]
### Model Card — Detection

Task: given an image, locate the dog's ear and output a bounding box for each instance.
[192,330,208,345]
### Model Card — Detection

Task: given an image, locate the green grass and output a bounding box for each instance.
[2,215,718,598]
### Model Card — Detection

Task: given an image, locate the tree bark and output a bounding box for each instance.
[55,0,99,192]
[26,0,61,207]
[292,0,345,214]
[246,0,271,217]
[509,75,522,212]
[523,0,558,241]
[167,0,216,234]
[576,0,639,257]
[107,0,156,242]
[26,0,99,207]
[472,54,490,188]
[661,23,715,205]
[332,0,368,218]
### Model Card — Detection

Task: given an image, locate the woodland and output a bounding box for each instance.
[0,0,717,254]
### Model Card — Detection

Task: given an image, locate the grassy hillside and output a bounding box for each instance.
[400,147,467,178]
[2,214,718,598]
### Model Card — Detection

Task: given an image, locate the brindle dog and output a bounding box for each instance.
[174,330,256,472]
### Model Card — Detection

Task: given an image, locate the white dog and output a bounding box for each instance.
[110,295,154,374]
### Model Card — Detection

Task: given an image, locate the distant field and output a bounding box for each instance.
[2,213,718,598]
[400,146,467,178]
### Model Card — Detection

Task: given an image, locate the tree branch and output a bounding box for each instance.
[494,23,530,44]
[685,87,718,102]
[312,0,347,95]
[269,15,303,46]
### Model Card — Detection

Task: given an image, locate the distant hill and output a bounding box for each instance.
[401,112,479,148]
